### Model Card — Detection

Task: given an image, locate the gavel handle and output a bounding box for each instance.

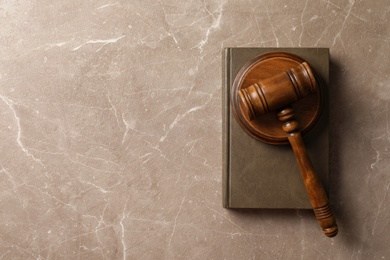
[278,108,338,237]
[288,133,338,237]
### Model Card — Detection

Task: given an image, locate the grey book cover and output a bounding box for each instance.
[222,48,329,209]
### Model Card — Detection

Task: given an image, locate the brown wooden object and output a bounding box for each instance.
[231,52,337,237]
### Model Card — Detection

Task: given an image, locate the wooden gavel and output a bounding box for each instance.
[238,62,338,237]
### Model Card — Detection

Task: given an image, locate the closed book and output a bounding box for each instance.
[222,48,329,209]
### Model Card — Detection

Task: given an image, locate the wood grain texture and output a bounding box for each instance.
[231,52,323,145]
[278,108,338,237]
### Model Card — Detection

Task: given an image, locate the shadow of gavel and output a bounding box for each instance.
[238,62,338,237]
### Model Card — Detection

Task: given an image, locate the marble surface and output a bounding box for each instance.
[0,0,389,259]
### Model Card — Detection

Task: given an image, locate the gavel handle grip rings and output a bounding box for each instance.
[278,107,338,237]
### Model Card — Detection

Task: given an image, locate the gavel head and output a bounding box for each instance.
[238,62,318,121]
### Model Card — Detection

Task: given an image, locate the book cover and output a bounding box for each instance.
[222,48,329,209]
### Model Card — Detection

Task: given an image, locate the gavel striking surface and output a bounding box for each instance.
[231,52,324,145]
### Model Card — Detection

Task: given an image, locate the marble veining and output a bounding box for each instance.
[0,0,389,259]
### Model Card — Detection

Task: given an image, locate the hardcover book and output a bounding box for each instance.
[222,48,329,209]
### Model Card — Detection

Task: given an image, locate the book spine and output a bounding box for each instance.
[222,48,231,208]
